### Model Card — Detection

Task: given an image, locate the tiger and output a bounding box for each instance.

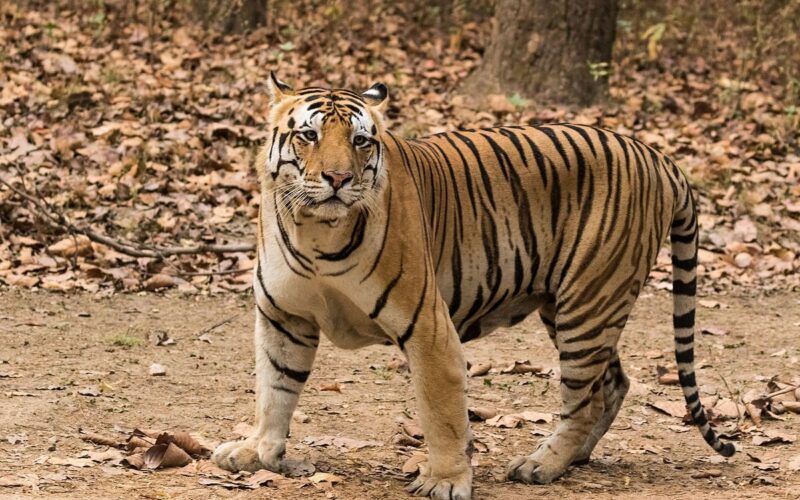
[211,73,735,500]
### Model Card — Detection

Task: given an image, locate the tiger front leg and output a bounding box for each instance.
[402,313,472,500]
[213,304,319,473]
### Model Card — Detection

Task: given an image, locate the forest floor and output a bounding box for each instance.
[1,288,799,499]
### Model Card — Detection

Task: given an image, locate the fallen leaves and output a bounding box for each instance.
[76,427,211,473]
[1,0,794,295]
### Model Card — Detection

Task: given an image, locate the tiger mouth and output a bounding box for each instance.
[311,196,351,207]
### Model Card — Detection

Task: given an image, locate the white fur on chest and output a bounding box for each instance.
[258,218,391,349]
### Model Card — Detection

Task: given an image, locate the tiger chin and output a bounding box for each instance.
[211,73,734,500]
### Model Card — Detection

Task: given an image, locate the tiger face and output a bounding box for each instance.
[262,73,389,220]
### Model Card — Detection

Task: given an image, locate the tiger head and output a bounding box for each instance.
[260,73,389,220]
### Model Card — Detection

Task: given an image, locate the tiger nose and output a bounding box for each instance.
[321,170,353,190]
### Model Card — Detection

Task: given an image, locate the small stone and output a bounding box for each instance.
[734,252,752,268]
[149,363,166,376]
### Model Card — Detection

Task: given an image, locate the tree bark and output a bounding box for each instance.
[190,0,267,33]
[462,0,619,106]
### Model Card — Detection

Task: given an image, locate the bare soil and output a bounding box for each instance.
[1,288,799,499]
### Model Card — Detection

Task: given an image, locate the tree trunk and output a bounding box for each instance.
[462,0,619,106]
[190,0,267,33]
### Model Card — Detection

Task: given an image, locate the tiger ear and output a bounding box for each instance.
[362,83,388,111]
[267,72,294,103]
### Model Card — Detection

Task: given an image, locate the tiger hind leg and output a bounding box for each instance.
[534,306,629,466]
[571,352,629,465]
[507,349,610,483]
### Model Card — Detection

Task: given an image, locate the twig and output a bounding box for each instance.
[178,268,254,277]
[715,369,743,422]
[194,314,241,338]
[0,177,255,258]
[764,384,799,400]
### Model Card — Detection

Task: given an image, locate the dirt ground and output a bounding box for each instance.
[1,287,799,499]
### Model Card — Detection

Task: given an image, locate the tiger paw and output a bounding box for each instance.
[506,455,567,484]
[211,438,283,473]
[405,463,472,500]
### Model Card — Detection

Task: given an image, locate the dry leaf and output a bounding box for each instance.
[127,436,152,450]
[517,410,553,424]
[78,449,124,462]
[468,363,492,377]
[701,326,729,336]
[48,235,92,257]
[143,442,192,469]
[752,430,796,446]
[402,421,424,440]
[308,472,342,484]
[170,459,230,477]
[143,274,177,291]
[121,453,145,470]
[392,433,423,447]
[319,382,341,392]
[783,401,800,414]
[648,400,687,418]
[280,458,316,477]
[47,456,95,468]
[468,407,498,421]
[79,429,124,448]
[154,431,211,457]
[500,360,543,375]
[402,454,427,474]
[656,365,680,385]
[486,414,523,428]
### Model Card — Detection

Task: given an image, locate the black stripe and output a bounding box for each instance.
[398,271,428,350]
[678,369,697,388]
[672,278,696,295]
[670,232,695,244]
[360,185,392,283]
[675,347,694,364]
[673,310,695,329]
[256,303,317,348]
[267,354,310,383]
[672,254,696,271]
[369,261,403,319]
[315,212,367,261]
[452,132,497,210]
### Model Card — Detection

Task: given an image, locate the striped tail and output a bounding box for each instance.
[671,183,735,457]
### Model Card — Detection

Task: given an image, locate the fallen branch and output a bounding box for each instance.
[0,177,255,259]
